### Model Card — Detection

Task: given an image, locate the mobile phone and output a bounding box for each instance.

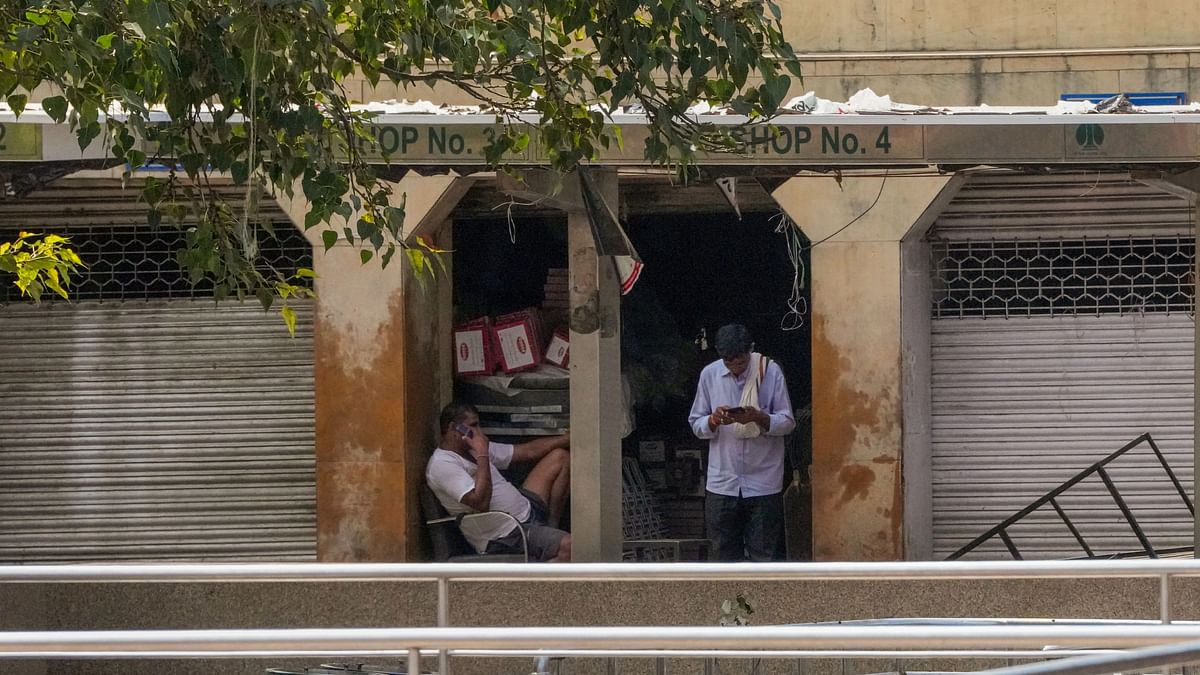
[452,422,474,439]
[727,407,746,415]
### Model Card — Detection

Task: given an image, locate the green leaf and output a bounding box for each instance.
[360,249,373,264]
[280,305,298,337]
[122,21,146,39]
[256,285,274,311]
[5,94,27,117]
[77,122,102,151]
[321,229,338,251]
[43,270,68,300]
[406,247,426,274]
[41,96,67,123]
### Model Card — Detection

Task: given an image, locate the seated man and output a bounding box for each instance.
[426,402,571,562]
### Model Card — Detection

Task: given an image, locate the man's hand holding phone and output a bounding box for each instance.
[456,423,490,461]
[728,405,769,428]
[711,406,734,428]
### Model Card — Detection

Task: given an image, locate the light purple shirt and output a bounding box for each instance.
[688,357,796,497]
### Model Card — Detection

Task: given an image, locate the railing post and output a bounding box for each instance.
[408,647,421,675]
[1162,573,1173,624]
[439,576,450,674]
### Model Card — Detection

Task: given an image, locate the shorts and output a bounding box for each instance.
[484,489,567,562]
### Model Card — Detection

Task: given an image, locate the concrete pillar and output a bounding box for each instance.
[772,170,958,561]
[497,168,626,561]
[277,173,466,561]
[567,171,624,562]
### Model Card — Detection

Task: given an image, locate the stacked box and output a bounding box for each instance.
[492,308,543,374]
[452,317,495,376]
[637,440,667,488]
[544,330,569,369]
[543,267,569,310]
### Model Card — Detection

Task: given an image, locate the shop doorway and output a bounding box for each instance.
[621,211,812,559]
[447,187,813,560]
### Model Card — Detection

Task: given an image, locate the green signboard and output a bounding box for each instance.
[354,122,924,165]
[8,117,1200,166]
[0,123,42,160]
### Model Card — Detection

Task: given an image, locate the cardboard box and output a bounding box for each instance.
[493,313,542,373]
[637,440,666,463]
[496,308,544,352]
[669,448,706,497]
[453,318,494,376]
[545,330,570,369]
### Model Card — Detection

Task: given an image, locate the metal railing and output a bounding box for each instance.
[5,560,1200,673]
[980,638,1200,675]
[948,433,1194,560]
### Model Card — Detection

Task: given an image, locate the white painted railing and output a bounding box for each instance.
[3,560,1200,673]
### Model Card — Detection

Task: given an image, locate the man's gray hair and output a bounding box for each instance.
[714,323,753,359]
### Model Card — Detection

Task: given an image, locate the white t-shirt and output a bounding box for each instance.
[425,442,532,553]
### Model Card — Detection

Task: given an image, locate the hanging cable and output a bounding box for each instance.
[771,211,808,331]
[768,171,890,331]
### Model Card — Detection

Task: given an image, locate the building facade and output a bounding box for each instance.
[2,0,1200,563]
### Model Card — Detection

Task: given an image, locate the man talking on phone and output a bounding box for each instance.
[689,324,796,561]
[426,402,571,561]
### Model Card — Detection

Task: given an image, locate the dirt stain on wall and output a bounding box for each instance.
[810,312,903,559]
[314,292,411,561]
[837,464,876,504]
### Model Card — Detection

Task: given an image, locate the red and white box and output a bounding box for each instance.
[544,330,569,369]
[453,318,494,376]
[492,313,542,374]
[495,308,544,351]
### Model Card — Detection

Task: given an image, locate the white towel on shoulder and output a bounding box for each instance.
[733,352,769,439]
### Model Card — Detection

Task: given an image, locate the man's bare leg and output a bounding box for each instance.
[550,534,572,562]
[521,447,570,526]
[545,458,570,528]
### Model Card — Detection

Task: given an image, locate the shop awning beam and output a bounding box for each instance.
[1132,168,1200,201]
[6,113,1200,168]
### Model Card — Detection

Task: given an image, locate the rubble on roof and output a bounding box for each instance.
[357,87,1200,118]
[4,88,1200,124]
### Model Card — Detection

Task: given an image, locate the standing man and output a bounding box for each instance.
[689,324,796,561]
[426,402,572,562]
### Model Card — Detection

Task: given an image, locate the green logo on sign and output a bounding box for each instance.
[1075,124,1105,150]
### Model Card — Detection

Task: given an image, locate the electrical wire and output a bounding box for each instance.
[771,211,808,331]
[768,170,891,331]
[806,170,889,249]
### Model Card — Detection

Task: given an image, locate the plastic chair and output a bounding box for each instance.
[420,485,528,563]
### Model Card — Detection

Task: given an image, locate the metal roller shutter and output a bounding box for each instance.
[0,176,316,561]
[932,314,1194,559]
[0,301,316,561]
[929,172,1196,560]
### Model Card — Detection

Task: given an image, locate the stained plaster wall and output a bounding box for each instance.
[275,174,459,561]
[772,172,955,560]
